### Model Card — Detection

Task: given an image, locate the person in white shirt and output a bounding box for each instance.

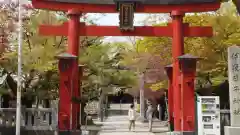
[158,104,162,120]
[147,103,155,132]
[128,104,136,131]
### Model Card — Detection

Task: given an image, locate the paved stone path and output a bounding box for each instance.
[95,115,169,135]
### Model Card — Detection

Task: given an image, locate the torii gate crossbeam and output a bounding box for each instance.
[39,22,213,37]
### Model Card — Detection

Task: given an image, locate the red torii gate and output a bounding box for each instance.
[31,0,220,133]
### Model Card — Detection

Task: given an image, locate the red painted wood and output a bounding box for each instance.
[40,22,68,36]
[31,1,217,132]
[171,12,184,131]
[67,11,81,130]
[181,72,197,131]
[32,0,220,13]
[58,12,82,131]
[58,60,73,130]
[165,66,174,131]
[67,13,81,56]
[39,23,212,37]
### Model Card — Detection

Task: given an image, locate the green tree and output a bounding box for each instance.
[80,43,136,99]
[0,2,107,107]
[132,2,240,90]
[79,43,137,121]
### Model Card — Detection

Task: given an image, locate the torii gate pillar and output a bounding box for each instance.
[58,9,82,131]
[171,11,184,131]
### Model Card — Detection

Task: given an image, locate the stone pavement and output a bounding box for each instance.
[94,115,169,135]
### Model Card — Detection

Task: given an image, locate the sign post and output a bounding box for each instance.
[119,2,135,31]
[16,0,23,135]
[225,45,240,135]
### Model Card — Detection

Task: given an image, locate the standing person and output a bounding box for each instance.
[159,94,166,121]
[128,104,136,131]
[157,104,162,120]
[146,102,154,132]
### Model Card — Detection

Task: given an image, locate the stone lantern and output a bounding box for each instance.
[178,54,200,134]
[56,52,77,74]
[164,64,174,131]
[55,52,77,132]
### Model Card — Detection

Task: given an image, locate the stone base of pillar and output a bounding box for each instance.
[137,116,148,123]
[58,130,81,135]
[167,131,195,135]
[225,126,240,135]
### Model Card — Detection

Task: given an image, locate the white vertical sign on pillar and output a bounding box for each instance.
[228,45,240,126]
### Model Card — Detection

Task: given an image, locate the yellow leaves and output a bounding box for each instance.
[26,46,52,66]
[222,1,240,15]
[211,76,228,86]
[28,10,63,27]
[1,10,66,73]
[0,8,11,27]
[149,80,168,91]
[184,13,212,26]
[136,37,172,65]
[134,3,240,85]
[183,6,240,78]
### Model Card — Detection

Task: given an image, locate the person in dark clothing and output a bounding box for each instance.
[159,93,167,121]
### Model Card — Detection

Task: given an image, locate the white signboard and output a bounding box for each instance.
[228,45,240,126]
[197,96,220,135]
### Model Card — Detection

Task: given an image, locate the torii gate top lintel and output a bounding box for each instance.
[32,0,220,13]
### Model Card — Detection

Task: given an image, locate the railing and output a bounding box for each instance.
[0,108,57,130]
[0,107,231,133]
[220,109,230,135]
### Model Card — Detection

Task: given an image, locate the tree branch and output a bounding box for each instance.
[25,33,32,51]
[42,39,48,46]
[57,36,64,48]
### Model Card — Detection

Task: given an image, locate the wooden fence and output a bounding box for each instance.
[0,108,57,130]
[0,107,231,135]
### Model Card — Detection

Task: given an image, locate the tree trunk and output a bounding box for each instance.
[80,102,86,125]
[104,95,108,117]
[139,73,146,120]
[140,88,145,117]
[98,91,105,122]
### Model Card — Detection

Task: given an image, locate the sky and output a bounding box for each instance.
[0,0,162,43]
[88,13,149,43]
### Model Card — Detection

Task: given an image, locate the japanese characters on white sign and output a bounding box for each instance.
[228,45,240,126]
